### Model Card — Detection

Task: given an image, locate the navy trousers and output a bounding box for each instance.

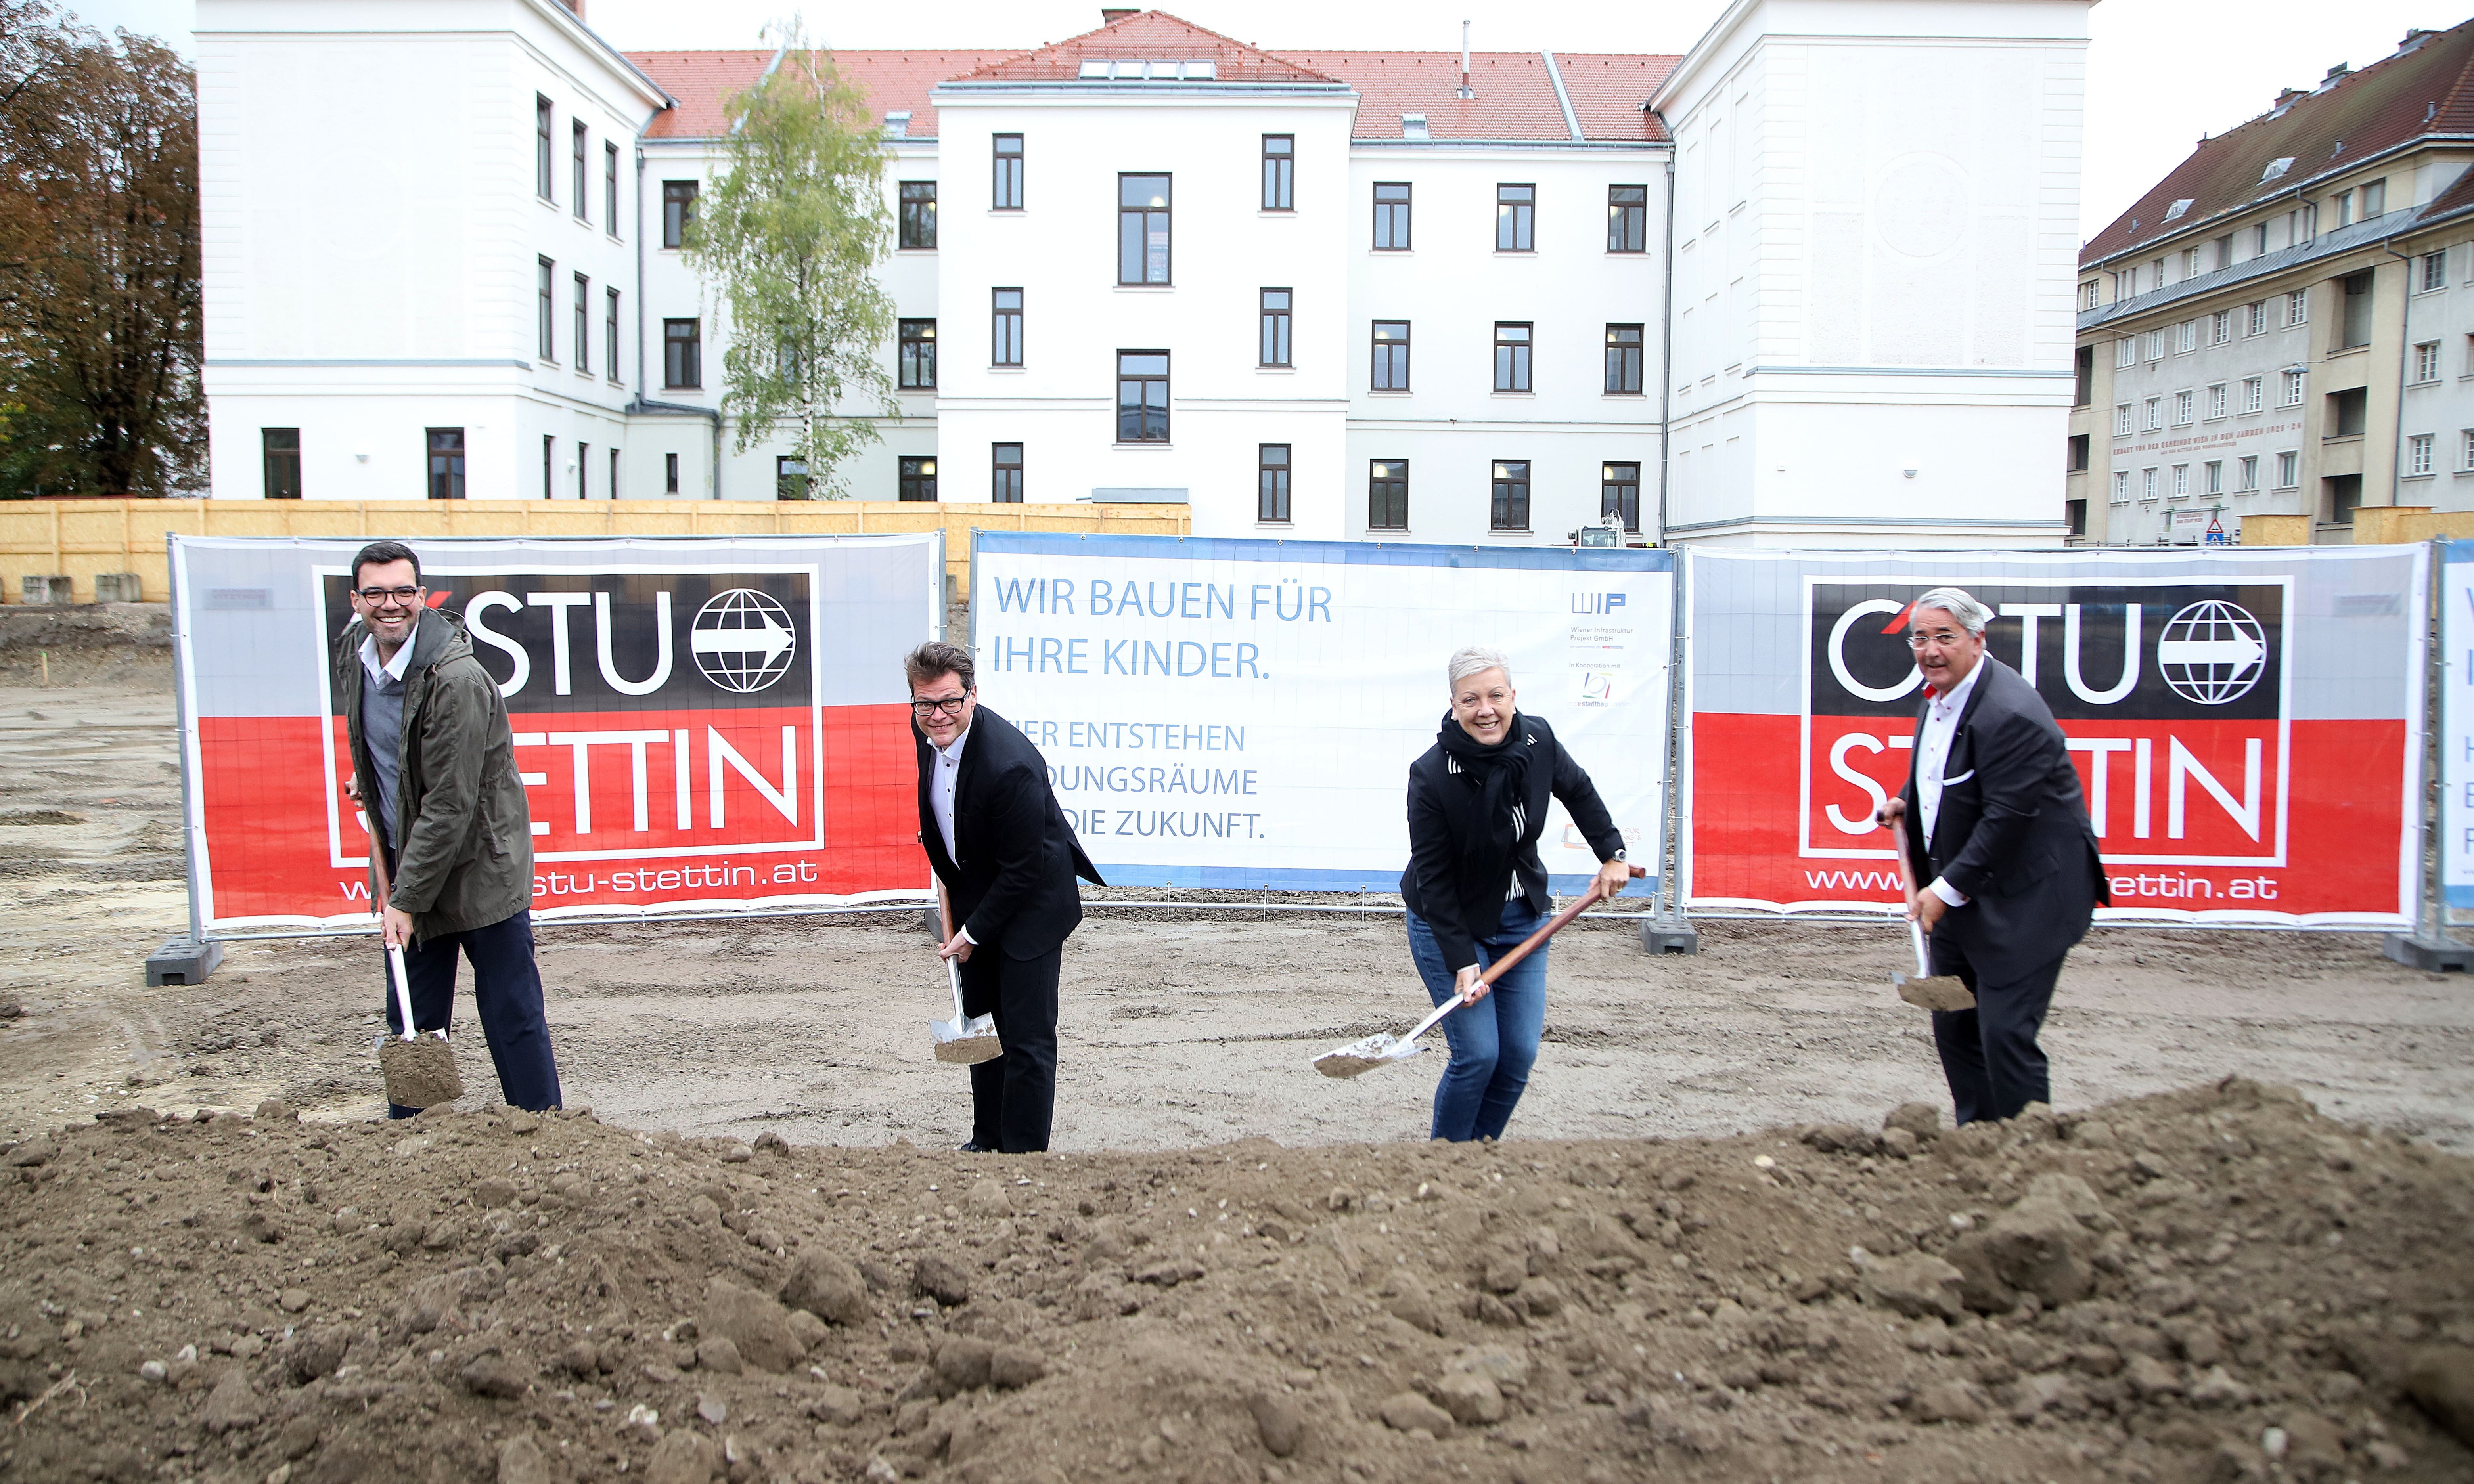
[1926,933,2066,1125]
[381,905,562,1119]
[958,943,1061,1153]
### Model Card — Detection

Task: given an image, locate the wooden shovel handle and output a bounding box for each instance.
[1475,865,1648,989]
[358,791,395,912]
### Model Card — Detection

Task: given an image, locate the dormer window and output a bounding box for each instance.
[1401,113,1429,140]
[884,110,911,138]
[2260,157,2295,185]
[1076,59,1218,80]
[2162,198,2193,222]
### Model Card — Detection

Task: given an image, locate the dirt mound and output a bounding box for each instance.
[0,603,171,687]
[0,1080,2467,1484]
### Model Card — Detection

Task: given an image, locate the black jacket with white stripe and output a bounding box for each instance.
[1399,713,1625,972]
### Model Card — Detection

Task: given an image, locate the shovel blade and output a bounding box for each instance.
[1312,1031,1425,1079]
[931,1013,1004,1065]
[1892,972,1977,1013]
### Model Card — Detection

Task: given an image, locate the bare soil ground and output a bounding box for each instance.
[0,617,2470,1483]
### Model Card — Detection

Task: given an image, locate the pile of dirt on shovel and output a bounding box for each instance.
[0,1078,2469,1484]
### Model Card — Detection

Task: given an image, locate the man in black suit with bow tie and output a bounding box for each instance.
[1878,588,2108,1126]
[907,641,1102,1153]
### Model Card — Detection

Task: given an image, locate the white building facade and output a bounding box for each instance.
[196,0,2091,549]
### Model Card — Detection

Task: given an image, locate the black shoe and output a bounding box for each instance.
[957,1140,988,1153]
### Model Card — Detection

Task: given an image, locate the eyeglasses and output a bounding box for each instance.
[355,586,422,605]
[1905,629,1968,650]
[911,695,971,715]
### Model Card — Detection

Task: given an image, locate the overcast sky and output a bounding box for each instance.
[59,0,2459,243]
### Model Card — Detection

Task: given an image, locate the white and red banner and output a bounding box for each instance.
[1683,547,2426,926]
[170,535,943,932]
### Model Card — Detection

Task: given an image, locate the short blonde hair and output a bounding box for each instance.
[1447,646,1513,691]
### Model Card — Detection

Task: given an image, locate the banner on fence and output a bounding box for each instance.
[1685,546,2425,925]
[971,534,1672,895]
[171,534,942,933]
[2442,541,2474,910]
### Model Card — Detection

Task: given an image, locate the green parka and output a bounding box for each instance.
[333,606,534,942]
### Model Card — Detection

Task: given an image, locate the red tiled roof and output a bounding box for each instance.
[1554,52,1678,143]
[633,49,1021,139]
[1280,52,1561,140]
[953,11,1337,84]
[2082,18,2474,267]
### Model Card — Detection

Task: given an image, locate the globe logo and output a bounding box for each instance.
[2156,600,2267,705]
[690,589,798,693]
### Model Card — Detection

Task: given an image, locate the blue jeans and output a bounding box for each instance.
[1405,901,1548,1142]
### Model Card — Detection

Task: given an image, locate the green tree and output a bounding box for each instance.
[0,0,203,498]
[685,27,896,501]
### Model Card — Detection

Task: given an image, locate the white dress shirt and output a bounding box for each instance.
[1914,658,1984,908]
[930,723,975,942]
[358,629,416,685]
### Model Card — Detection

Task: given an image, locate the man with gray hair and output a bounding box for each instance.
[1876,587,2107,1125]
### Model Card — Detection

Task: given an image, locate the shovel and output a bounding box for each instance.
[929,897,1003,1065]
[1315,865,1646,1078]
[1882,801,1976,1013]
[359,797,463,1110]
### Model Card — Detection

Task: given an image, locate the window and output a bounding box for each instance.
[1369,459,1408,529]
[573,274,590,375]
[2209,310,2231,345]
[992,134,1023,210]
[2464,430,2474,471]
[898,319,936,389]
[898,456,937,502]
[2170,464,2189,498]
[1608,185,1648,252]
[2206,383,2226,419]
[1259,289,1291,367]
[2409,432,2435,476]
[2242,376,2264,413]
[1117,351,1169,442]
[1261,135,1293,211]
[2338,270,2373,349]
[2141,467,2158,501]
[2275,451,2298,487]
[1490,460,1531,531]
[2238,455,2258,491]
[2172,389,2193,425]
[536,258,555,361]
[2111,470,2130,505]
[2285,289,2308,326]
[2174,321,2195,354]
[576,440,588,500]
[2141,396,2161,431]
[606,288,620,383]
[2416,340,2442,382]
[992,289,1023,367]
[1373,182,1411,249]
[2362,178,2386,216]
[2075,344,2093,407]
[2336,189,2353,227]
[2246,300,2267,335]
[1496,184,1534,251]
[1371,320,1411,390]
[1494,323,1532,392]
[606,142,619,233]
[663,318,700,388]
[572,120,588,218]
[897,182,936,249]
[1602,461,1641,532]
[1118,174,1171,284]
[1258,444,1291,522]
[1606,324,1645,394]
[2079,280,2099,311]
[426,428,465,500]
[536,95,554,201]
[2281,369,2305,405]
[777,456,809,501]
[2116,338,2136,368]
[542,436,552,499]
[2330,387,2369,437]
[261,428,300,499]
[610,447,620,499]
[2181,247,2199,277]
[2144,330,2164,360]
[2204,460,2223,495]
[665,452,680,495]
[2426,250,2451,291]
[992,443,1023,503]
[662,180,697,249]
[2114,403,2133,436]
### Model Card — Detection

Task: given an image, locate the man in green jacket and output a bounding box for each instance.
[335,539,560,1117]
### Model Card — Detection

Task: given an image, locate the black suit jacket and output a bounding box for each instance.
[915,706,1101,997]
[1899,656,2109,983]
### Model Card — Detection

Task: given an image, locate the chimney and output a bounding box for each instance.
[1101,8,1136,22]
[559,0,584,15]
[2319,62,2351,89]
[1458,20,1474,99]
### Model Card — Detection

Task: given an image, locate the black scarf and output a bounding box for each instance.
[1435,711,1533,901]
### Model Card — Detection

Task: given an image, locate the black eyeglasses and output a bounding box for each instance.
[356,586,422,604]
[911,695,971,715]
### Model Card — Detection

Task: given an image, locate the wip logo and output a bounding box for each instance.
[1800,577,2290,868]
[692,589,798,694]
[1571,592,1629,614]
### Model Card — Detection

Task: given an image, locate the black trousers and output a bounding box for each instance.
[958,943,1061,1153]
[1926,935,2067,1126]
[381,906,563,1120]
